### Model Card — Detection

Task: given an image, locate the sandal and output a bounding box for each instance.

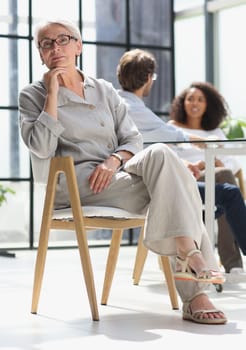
[174,249,225,284]
[183,302,227,325]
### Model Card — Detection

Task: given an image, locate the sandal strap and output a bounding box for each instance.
[176,249,202,274]
[187,291,207,304]
[197,269,212,279]
[192,308,223,315]
[186,249,201,258]
[183,302,227,324]
[183,302,223,315]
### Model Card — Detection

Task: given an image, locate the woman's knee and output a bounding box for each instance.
[145,143,174,160]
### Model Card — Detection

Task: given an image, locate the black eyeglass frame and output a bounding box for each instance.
[38,34,78,49]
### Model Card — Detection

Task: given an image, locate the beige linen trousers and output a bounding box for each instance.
[72,143,219,302]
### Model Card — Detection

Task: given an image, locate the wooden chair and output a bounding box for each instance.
[31,156,178,321]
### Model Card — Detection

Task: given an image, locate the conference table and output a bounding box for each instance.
[204,139,246,244]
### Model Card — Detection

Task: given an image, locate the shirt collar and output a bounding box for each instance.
[41,69,96,106]
[118,90,145,106]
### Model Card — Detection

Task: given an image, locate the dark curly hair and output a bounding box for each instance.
[117,49,156,92]
[170,81,230,130]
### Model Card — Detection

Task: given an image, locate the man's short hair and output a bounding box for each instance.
[117,49,156,92]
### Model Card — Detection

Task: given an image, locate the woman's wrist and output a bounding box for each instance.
[111,152,123,167]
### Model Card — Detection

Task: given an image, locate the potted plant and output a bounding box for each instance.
[0,184,16,257]
[0,184,15,207]
[220,116,246,139]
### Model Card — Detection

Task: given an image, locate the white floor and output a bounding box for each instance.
[1,246,246,350]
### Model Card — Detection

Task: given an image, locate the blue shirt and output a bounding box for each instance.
[117,90,189,143]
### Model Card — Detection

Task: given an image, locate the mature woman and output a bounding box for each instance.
[19,20,226,324]
[169,82,244,275]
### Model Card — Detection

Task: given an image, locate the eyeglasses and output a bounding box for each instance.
[152,73,158,81]
[38,34,78,49]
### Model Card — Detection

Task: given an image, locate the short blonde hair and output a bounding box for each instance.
[34,19,82,48]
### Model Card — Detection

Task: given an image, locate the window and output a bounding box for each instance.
[216,4,246,118]
[174,15,205,94]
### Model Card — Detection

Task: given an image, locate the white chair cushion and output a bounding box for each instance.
[53,206,146,220]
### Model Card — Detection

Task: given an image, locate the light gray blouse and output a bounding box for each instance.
[19,71,143,182]
[19,71,144,207]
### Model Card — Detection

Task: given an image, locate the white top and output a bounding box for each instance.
[169,125,241,174]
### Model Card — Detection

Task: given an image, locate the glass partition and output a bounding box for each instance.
[216,4,246,175]
[174,15,205,94]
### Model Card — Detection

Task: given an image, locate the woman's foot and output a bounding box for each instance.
[174,238,225,283]
[178,249,207,274]
[174,249,225,284]
[183,294,227,324]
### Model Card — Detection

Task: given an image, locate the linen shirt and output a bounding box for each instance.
[19,71,142,177]
[19,71,143,206]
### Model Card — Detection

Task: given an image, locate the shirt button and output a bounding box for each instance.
[107,144,112,149]
[100,121,105,127]
[89,104,95,110]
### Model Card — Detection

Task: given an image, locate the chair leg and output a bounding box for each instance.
[132,227,148,285]
[64,156,99,321]
[31,159,58,315]
[101,229,123,305]
[75,228,99,321]
[31,222,50,314]
[159,256,179,310]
